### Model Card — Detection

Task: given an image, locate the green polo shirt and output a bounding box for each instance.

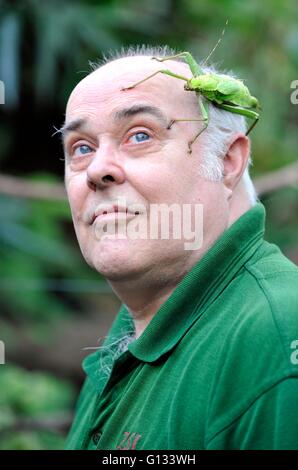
[66,203,298,450]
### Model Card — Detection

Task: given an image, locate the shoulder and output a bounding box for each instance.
[243,240,298,348]
[206,376,298,449]
[207,240,298,371]
[205,242,298,438]
[219,240,298,378]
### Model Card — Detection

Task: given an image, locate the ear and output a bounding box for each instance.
[223,133,250,199]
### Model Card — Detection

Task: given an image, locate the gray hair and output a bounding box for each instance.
[83,313,136,377]
[92,45,257,205]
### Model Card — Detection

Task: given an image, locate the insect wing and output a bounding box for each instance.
[217,80,240,95]
[194,74,218,91]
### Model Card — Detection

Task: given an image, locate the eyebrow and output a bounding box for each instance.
[59,118,87,139]
[114,104,168,125]
[59,104,168,143]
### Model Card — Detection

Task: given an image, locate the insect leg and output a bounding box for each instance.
[245,118,259,135]
[167,118,206,155]
[152,52,202,76]
[121,69,188,91]
[168,96,209,154]
[214,103,259,135]
[187,96,209,154]
[167,118,205,130]
[153,52,191,61]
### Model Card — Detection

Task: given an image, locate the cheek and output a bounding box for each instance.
[124,149,191,202]
[65,172,88,221]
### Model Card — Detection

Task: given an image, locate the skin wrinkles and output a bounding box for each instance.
[60,104,168,142]
[64,55,251,338]
[62,107,170,170]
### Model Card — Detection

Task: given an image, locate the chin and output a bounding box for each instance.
[83,240,146,280]
[93,260,145,282]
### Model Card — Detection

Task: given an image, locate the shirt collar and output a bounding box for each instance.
[83,203,266,376]
[128,203,266,362]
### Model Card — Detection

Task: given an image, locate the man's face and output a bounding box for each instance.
[64,56,229,282]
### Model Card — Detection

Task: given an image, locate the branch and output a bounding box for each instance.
[0,174,67,200]
[0,162,298,201]
[0,413,73,435]
[254,162,298,196]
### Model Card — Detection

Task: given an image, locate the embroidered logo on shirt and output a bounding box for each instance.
[116,432,142,450]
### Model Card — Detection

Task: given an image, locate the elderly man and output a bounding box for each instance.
[63,47,298,450]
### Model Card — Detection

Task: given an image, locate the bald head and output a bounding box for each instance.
[66,55,196,128]
[63,48,254,308]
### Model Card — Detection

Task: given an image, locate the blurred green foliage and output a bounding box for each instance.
[0,0,297,450]
[0,364,75,449]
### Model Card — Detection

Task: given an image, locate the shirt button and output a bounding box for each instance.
[92,431,102,446]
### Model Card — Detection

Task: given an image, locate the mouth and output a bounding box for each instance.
[90,204,140,225]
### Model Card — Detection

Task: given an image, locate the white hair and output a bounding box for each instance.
[84,314,135,377]
[93,45,258,205]
[198,92,257,205]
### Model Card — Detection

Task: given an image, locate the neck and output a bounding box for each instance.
[228,185,253,228]
[105,190,252,339]
[108,251,203,339]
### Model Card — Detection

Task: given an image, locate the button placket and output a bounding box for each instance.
[92,431,102,446]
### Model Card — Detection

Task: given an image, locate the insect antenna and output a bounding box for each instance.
[201,19,229,67]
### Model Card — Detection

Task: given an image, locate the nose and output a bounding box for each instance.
[86,145,126,191]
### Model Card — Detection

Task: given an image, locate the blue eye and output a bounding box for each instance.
[130,132,150,143]
[73,144,93,157]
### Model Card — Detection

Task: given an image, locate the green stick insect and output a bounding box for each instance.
[121,39,260,154]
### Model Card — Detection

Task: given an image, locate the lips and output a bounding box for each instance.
[91,204,139,225]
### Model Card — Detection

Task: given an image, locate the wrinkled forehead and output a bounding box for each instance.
[65,55,194,122]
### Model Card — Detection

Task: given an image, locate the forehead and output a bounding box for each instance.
[65,56,194,125]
